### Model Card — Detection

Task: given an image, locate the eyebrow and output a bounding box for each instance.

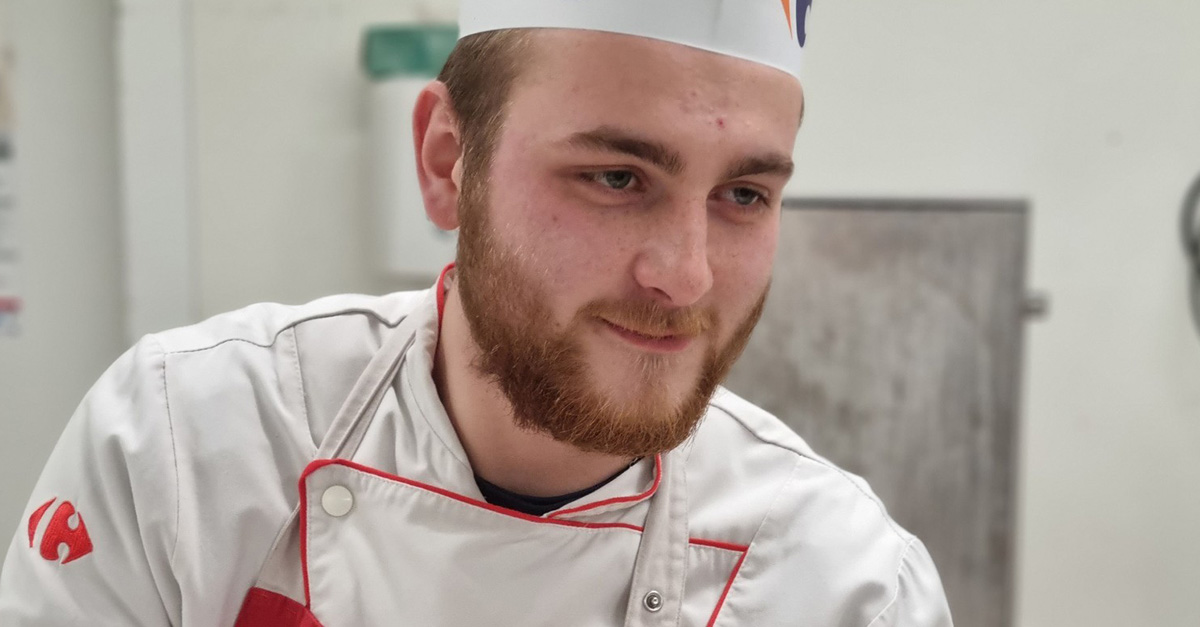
[563,126,795,181]
[722,154,795,180]
[564,127,685,176]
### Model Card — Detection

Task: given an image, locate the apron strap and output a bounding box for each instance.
[247,310,426,600]
[251,508,306,603]
[623,446,690,626]
[316,312,423,460]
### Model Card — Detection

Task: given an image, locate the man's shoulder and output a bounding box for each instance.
[149,290,427,355]
[133,289,432,470]
[688,387,913,549]
[690,389,952,624]
[704,386,823,460]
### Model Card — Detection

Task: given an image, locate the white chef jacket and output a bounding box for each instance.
[0,275,953,626]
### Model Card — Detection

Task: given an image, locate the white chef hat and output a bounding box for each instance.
[457,0,813,80]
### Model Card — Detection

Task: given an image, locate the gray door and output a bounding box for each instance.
[724,198,1029,627]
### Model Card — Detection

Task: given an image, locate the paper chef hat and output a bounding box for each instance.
[458,0,813,80]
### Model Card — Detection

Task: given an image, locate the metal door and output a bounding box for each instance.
[725,199,1029,627]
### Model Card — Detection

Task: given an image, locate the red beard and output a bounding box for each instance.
[454,171,766,457]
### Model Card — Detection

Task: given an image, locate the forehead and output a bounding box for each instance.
[502,29,804,157]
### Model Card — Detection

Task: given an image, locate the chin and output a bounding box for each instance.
[592,359,699,409]
[581,327,708,395]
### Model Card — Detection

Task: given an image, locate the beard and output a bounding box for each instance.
[454,170,767,458]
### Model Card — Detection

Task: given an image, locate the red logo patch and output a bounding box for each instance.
[28,498,94,564]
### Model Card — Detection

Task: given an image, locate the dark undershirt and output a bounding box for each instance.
[475,460,638,517]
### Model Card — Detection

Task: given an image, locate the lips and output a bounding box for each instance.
[600,319,694,354]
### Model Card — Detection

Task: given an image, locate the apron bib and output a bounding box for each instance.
[233,310,732,626]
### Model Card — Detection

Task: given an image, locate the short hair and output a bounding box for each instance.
[437,29,534,176]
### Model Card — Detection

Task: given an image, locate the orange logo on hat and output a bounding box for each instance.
[780,0,793,34]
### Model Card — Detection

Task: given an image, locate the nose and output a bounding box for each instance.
[631,200,714,307]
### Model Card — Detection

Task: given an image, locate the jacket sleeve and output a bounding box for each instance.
[713,458,954,627]
[866,538,954,627]
[0,337,183,625]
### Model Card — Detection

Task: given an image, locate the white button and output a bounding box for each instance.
[321,485,354,517]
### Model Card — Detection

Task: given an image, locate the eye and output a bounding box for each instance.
[723,186,767,207]
[586,170,638,191]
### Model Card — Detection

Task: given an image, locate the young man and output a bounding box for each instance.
[1,1,953,625]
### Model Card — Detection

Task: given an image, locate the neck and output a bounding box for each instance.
[433,281,634,497]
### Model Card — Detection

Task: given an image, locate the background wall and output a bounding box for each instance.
[0,0,124,565]
[1,1,1198,625]
[192,0,450,316]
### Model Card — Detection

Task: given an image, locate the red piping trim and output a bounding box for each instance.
[299,473,313,607]
[303,458,646,532]
[705,546,749,627]
[546,454,662,519]
[435,262,454,329]
[297,457,749,613]
[298,458,649,606]
[688,537,749,553]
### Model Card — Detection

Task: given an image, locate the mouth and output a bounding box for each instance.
[599,319,694,354]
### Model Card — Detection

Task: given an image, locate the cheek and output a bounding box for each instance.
[487,167,633,312]
[710,219,778,316]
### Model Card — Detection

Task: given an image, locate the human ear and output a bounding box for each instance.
[413,81,463,231]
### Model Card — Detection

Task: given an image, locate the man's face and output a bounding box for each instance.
[455,30,804,457]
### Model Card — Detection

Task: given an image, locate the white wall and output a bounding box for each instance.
[192,0,452,316]
[0,0,124,564]
[796,2,1200,626]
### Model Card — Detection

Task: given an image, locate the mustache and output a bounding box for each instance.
[578,299,715,338]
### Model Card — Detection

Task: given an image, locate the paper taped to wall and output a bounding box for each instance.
[0,35,19,337]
